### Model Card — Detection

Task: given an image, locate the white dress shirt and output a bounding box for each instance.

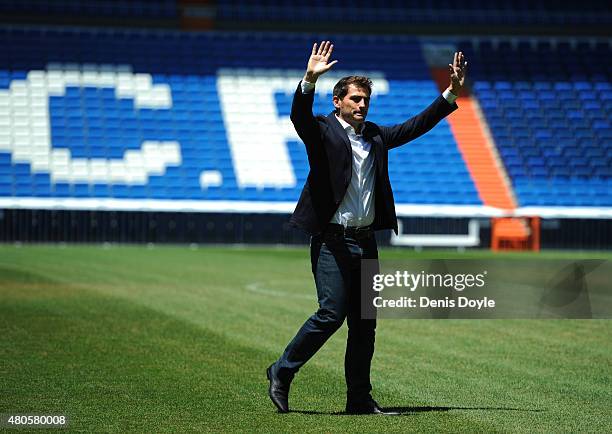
[300,80,457,228]
[330,115,376,228]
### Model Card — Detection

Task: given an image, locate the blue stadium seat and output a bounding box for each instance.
[470,37,612,206]
[4,27,610,210]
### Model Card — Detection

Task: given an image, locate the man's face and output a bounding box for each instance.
[333,84,370,128]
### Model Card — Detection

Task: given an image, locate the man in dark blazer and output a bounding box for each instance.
[267,41,467,414]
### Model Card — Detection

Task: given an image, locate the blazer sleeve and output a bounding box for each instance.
[379,95,458,150]
[290,81,327,166]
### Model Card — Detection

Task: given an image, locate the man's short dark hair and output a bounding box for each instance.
[333,76,373,100]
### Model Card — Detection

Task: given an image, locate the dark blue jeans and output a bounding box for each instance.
[273,231,378,403]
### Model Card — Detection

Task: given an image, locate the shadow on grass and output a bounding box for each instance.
[289,405,545,416]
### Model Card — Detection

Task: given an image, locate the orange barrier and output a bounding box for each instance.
[491,217,540,251]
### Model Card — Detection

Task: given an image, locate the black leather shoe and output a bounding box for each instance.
[345,399,399,415]
[266,364,290,413]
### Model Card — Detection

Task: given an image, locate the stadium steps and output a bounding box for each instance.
[430,68,516,210]
[178,0,214,30]
[431,67,540,250]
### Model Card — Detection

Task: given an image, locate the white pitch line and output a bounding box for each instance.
[245,282,312,300]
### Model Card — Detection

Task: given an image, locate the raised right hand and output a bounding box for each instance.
[304,41,338,83]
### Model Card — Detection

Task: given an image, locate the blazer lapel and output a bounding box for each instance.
[327,111,352,155]
[363,123,383,171]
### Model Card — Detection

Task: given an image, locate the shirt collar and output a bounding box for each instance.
[335,114,365,136]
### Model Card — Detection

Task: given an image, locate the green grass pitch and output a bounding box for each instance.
[1,245,610,432]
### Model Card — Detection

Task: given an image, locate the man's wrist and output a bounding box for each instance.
[303,72,318,83]
[443,87,459,104]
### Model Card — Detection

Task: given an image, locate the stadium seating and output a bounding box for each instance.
[0,0,177,19]
[461,39,612,206]
[215,0,611,26]
[1,27,610,209]
[0,27,481,206]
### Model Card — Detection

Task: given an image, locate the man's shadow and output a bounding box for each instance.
[289,405,544,416]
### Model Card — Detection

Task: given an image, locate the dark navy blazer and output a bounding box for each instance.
[289,81,457,235]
